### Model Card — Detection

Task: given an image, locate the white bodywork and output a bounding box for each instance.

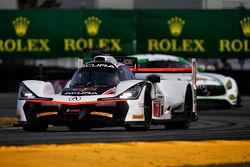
[130,54,240,106]
[196,72,239,106]
[16,55,196,130]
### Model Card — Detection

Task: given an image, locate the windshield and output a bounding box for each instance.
[70,67,120,87]
[138,60,191,68]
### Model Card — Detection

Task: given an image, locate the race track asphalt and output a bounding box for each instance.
[0,93,249,146]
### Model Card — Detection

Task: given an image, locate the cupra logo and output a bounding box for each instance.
[167,16,185,37]
[12,16,30,37]
[240,17,250,37]
[84,16,102,37]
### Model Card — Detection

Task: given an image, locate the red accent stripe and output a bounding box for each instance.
[129,67,137,72]
[102,88,115,95]
[136,67,192,72]
[26,99,126,106]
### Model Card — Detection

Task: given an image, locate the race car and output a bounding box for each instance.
[129,54,240,107]
[16,55,197,132]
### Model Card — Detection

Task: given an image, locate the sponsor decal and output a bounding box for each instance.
[37,111,58,118]
[65,92,98,95]
[132,114,144,119]
[153,102,161,117]
[91,111,113,118]
[67,109,81,113]
[69,96,81,101]
[83,63,115,68]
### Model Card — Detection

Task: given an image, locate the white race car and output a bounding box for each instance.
[129,54,240,107]
[16,55,197,132]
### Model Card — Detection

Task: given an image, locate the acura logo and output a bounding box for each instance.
[69,96,81,101]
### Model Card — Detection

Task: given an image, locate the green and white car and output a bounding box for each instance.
[130,54,240,107]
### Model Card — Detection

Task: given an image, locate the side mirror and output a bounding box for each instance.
[147,75,160,83]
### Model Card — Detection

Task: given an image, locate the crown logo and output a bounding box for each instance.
[12,16,30,37]
[240,17,250,37]
[84,16,102,36]
[167,17,185,37]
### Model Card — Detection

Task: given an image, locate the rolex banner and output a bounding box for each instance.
[0,10,135,58]
[136,10,250,58]
[0,10,250,58]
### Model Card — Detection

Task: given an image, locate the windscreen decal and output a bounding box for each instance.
[83,63,115,68]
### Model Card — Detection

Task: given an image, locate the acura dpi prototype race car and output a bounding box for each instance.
[129,54,240,107]
[16,55,197,132]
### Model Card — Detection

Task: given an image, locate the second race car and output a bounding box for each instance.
[129,54,240,107]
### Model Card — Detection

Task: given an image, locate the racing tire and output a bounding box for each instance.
[23,124,48,132]
[67,124,91,132]
[125,86,152,131]
[236,93,242,107]
[143,87,152,129]
[164,85,193,129]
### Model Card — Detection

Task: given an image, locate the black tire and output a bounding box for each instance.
[23,124,48,132]
[67,124,91,132]
[164,85,193,129]
[236,93,242,107]
[125,86,152,130]
[143,87,152,129]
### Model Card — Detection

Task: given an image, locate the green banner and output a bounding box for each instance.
[0,10,135,58]
[0,10,250,58]
[136,10,250,58]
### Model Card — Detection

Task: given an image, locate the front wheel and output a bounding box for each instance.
[165,85,193,129]
[143,87,152,129]
[125,86,152,130]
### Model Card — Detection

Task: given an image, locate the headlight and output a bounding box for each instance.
[225,80,232,90]
[120,85,142,99]
[19,84,36,99]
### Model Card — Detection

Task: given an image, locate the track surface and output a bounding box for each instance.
[0,94,249,146]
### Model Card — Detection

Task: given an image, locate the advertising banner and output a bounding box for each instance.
[0,10,250,58]
[0,10,135,58]
[136,10,250,58]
